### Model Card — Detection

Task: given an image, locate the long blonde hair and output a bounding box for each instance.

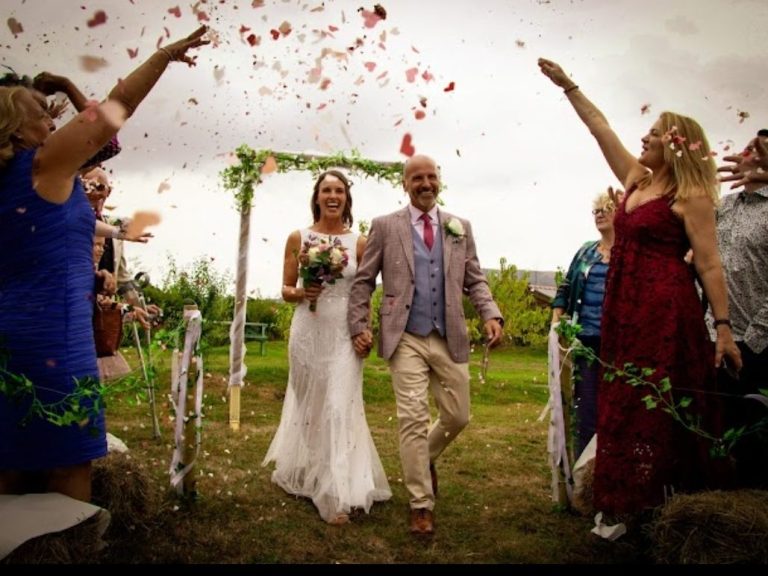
[0,86,26,169]
[657,111,719,206]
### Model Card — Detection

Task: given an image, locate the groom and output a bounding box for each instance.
[348,154,503,536]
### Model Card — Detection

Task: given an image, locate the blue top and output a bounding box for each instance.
[579,260,608,337]
[0,149,106,469]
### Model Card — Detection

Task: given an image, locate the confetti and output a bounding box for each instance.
[737,110,750,123]
[515,39,526,48]
[405,67,418,83]
[168,6,182,18]
[127,47,139,59]
[7,17,23,36]
[400,133,415,157]
[640,103,651,115]
[443,81,455,92]
[79,55,109,72]
[414,110,426,120]
[86,10,107,28]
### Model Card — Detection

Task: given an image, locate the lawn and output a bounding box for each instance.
[88,341,646,563]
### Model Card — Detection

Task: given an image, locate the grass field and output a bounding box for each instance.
[94,341,647,564]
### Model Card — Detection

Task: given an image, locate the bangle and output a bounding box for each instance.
[564,84,579,94]
[111,226,120,239]
[714,318,731,328]
[158,47,174,62]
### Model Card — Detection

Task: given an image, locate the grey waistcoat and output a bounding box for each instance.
[405,223,446,337]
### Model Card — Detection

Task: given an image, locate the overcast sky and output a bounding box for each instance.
[2,0,766,298]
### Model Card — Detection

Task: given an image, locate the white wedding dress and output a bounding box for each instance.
[262,230,391,523]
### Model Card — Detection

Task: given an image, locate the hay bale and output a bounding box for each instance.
[649,489,768,564]
[92,452,157,536]
[2,513,106,564]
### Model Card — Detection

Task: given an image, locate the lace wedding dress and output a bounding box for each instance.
[262,230,391,523]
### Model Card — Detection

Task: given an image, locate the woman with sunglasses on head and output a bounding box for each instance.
[551,189,617,461]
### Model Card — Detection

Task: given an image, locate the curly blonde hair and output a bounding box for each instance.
[592,190,615,213]
[657,111,719,206]
[0,86,26,169]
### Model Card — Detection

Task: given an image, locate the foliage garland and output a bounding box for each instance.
[220,144,405,212]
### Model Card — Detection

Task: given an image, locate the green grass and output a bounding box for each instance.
[94,341,646,564]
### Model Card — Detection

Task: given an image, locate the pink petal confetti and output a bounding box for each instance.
[239,24,251,34]
[360,9,383,29]
[194,8,210,22]
[86,10,107,28]
[261,155,278,174]
[688,141,702,151]
[737,110,750,123]
[317,103,327,110]
[127,47,139,59]
[640,103,651,115]
[15,206,27,214]
[247,34,260,46]
[419,96,428,108]
[168,6,182,18]
[405,67,418,83]
[414,110,426,120]
[400,133,415,157]
[364,61,377,72]
[278,21,292,36]
[443,81,455,92]
[79,55,110,72]
[125,211,162,238]
[421,70,433,82]
[252,0,265,7]
[515,39,526,48]
[319,78,331,90]
[156,181,171,194]
[270,29,280,40]
[7,17,23,36]
[411,45,420,54]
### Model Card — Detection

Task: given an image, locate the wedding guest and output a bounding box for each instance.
[538,58,741,520]
[711,129,768,488]
[551,189,616,460]
[0,26,209,502]
[263,170,391,525]
[348,155,504,536]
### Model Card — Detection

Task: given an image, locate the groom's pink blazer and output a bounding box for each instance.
[348,206,501,363]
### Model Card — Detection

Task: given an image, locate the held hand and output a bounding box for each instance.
[484,318,504,349]
[537,58,573,89]
[160,25,211,67]
[352,330,374,358]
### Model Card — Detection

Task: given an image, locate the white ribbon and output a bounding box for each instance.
[169,310,204,495]
[546,326,574,503]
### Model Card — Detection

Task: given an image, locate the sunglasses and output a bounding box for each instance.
[592,208,613,216]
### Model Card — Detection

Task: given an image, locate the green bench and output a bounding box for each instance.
[244,322,270,356]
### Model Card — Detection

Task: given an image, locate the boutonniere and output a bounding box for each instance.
[444,217,465,242]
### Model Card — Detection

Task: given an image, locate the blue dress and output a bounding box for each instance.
[0,149,106,470]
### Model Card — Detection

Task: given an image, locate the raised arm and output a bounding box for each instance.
[34,26,209,203]
[537,58,646,188]
[33,72,89,112]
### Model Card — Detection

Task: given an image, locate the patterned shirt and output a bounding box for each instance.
[710,185,768,353]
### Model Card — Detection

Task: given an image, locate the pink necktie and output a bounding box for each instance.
[420,213,434,251]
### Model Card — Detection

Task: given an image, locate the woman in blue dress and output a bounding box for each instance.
[0,26,209,502]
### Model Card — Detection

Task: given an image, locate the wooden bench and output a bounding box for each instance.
[244,322,270,356]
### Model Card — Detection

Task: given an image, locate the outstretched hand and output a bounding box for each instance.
[537,58,572,89]
[607,185,625,207]
[160,25,211,67]
[717,136,768,189]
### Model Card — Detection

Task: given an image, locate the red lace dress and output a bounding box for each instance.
[594,190,724,515]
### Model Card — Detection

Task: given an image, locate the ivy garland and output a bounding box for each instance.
[220,144,405,212]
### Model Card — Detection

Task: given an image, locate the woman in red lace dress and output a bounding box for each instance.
[538,58,742,518]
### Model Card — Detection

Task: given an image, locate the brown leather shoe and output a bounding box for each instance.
[430,462,438,497]
[409,508,435,535]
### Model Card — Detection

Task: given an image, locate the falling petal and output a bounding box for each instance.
[80,55,109,72]
[400,133,415,157]
[443,81,455,92]
[127,47,139,59]
[168,6,182,18]
[7,17,23,36]
[86,10,107,28]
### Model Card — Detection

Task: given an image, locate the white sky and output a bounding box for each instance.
[2,0,766,298]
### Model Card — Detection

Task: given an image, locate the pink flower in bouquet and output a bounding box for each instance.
[298,234,349,312]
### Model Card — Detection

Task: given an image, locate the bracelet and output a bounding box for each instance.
[110,226,121,239]
[158,47,174,62]
[564,84,579,94]
[713,318,731,328]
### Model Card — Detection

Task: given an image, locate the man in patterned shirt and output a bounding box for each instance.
[714,129,768,489]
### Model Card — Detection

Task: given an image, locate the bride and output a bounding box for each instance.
[262,170,391,525]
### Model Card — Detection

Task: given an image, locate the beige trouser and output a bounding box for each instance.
[389,331,470,510]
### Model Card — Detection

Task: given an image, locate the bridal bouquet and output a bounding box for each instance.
[298,234,349,312]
